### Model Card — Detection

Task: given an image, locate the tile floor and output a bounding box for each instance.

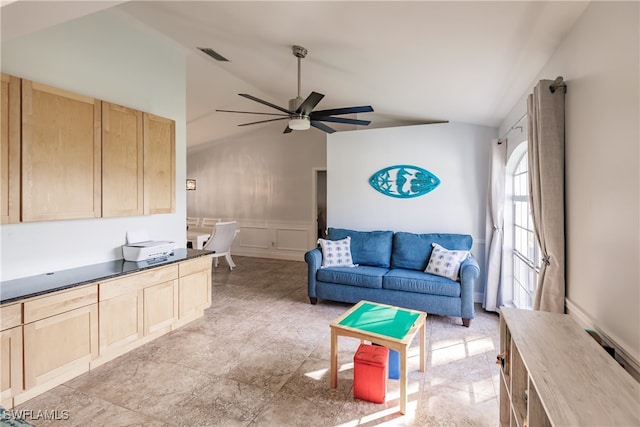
[14,256,501,426]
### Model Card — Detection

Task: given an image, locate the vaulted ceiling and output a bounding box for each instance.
[1,1,589,146]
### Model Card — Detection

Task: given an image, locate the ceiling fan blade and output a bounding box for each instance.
[313,116,371,126]
[296,92,325,115]
[310,120,336,134]
[216,109,290,117]
[283,126,293,134]
[311,105,374,116]
[239,94,292,114]
[238,117,289,127]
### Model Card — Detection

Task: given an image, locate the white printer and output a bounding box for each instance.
[122,230,174,262]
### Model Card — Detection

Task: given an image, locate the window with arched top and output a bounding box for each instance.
[508,147,541,309]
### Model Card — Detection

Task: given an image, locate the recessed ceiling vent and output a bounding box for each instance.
[197,47,229,62]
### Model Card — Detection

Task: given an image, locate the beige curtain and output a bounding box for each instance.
[483,139,507,312]
[527,79,566,313]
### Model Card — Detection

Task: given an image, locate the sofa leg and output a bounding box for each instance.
[462,318,471,327]
[309,297,318,305]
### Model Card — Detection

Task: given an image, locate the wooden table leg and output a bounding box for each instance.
[330,329,338,388]
[400,345,407,415]
[420,319,426,372]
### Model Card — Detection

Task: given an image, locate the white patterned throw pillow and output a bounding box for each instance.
[425,243,469,280]
[317,237,357,268]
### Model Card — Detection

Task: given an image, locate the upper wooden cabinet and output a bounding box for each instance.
[102,102,144,217]
[0,75,176,222]
[0,73,20,224]
[21,80,102,222]
[143,113,175,215]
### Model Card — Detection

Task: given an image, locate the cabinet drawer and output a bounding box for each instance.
[0,303,22,330]
[179,256,212,277]
[99,265,178,301]
[24,285,97,323]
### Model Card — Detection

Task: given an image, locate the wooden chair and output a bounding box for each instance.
[201,217,221,228]
[202,221,238,270]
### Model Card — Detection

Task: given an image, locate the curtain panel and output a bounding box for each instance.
[527,79,566,313]
[483,139,506,312]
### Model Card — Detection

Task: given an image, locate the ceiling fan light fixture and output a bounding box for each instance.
[288,117,310,130]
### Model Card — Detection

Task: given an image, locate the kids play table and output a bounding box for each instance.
[329,300,427,414]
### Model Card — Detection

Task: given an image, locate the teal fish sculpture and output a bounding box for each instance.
[369,165,440,199]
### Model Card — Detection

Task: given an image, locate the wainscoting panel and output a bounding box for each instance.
[222,219,316,262]
[275,227,309,252]
[236,226,269,249]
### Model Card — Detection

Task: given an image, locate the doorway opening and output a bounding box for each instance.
[314,169,327,241]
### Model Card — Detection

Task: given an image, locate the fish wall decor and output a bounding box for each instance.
[369,165,440,199]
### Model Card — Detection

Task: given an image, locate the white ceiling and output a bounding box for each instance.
[2,1,589,147]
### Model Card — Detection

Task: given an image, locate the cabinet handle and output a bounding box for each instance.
[496,352,507,367]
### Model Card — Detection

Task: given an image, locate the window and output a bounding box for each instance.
[510,151,541,309]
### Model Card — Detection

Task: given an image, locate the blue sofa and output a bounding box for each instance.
[304,228,480,327]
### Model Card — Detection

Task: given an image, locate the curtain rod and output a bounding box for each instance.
[497,112,526,144]
[497,76,565,145]
[549,76,567,93]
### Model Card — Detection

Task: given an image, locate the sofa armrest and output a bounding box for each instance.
[461,256,480,280]
[304,248,323,300]
[459,255,480,320]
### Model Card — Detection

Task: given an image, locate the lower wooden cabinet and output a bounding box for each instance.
[1,325,23,408]
[17,285,98,405]
[97,265,178,364]
[177,256,212,326]
[98,290,143,360]
[2,255,212,408]
[499,307,640,427]
[143,279,178,336]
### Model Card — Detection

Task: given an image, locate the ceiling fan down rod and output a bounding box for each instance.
[292,45,307,108]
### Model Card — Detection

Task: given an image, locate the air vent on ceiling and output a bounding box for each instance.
[197,47,229,62]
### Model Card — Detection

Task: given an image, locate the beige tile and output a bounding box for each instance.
[13,385,167,427]
[249,390,341,427]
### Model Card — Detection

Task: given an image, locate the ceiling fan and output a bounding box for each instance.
[216,45,374,134]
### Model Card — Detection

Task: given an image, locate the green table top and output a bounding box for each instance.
[338,302,420,340]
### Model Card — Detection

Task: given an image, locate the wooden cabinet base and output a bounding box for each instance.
[1,326,23,408]
[4,255,212,409]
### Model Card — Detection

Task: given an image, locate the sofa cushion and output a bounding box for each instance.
[327,228,393,268]
[317,265,387,289]
[317,237,356,268]
[383,269,461,298]
[425,243,469,280]
[390,232,473,271]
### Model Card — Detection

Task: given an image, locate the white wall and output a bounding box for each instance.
[0,10,187,281]
[327,122,497,299]
[186,123,326,260]
[499,1,640,372]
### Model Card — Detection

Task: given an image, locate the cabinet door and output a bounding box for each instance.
[21,80,101,221]
[143,279,177,336]
[23,304,98,393]
[99,290,143,359]
[102,102,143,217]
[179,270,211,321]
[143,113,175,215]
[0,73,20,224]
[0,326,23,409]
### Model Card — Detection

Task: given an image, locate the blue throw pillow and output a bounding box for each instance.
[327,228,393,267]
[391,232,473,271]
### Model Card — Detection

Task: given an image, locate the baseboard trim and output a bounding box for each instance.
[566,298,640,382]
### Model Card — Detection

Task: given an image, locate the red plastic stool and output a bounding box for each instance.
[353,343,389,403]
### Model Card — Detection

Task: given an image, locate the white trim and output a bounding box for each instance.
[566,298,640,381]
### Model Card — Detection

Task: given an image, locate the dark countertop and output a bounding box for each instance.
[0,249,212,305]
